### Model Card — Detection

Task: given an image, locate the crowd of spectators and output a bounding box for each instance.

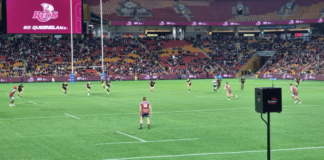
[260,35,324,75]
[2,34,323,78]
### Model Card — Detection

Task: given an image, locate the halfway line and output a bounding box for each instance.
[96,138,199,145]
[116,131,146,142]
[64,113,80,120]
[103,146,324,160]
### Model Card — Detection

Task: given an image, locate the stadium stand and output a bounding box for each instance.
[2,34,324,78]
[260,35,324,75]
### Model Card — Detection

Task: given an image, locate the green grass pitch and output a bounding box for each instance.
[0,78,323,160]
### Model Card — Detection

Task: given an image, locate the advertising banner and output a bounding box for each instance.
[0,78,22,83]
[70,74,75,84]
[1,74,238,83]
[7,0,82,34]
[258,74,323,80]
[111,19,323,26]
[208,74,236,79]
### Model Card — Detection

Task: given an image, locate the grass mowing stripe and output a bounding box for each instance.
[103,146,324,160]
[116,131,146,142]
[96,138,199,145]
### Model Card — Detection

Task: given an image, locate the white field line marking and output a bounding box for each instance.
[5,93,9,95]
[0,105,321,121]
[103,146,324,160]
[28,101,37,105]
[0,116,66,120]
[116,131,146,142]
[96,138,199,145]
[64,113,80,120]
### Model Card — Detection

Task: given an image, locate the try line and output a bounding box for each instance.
[103,146,324,160]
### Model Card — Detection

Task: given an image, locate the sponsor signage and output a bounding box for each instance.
[268,97,278,105]
[90,13,109,25]
[295,33,303,37]
[112,19,323,26]
[70,74,75,84]
[259,74,320,80]
[7,0,82,33]
[258,25,296,29]
[244,34,255,37]
[269,78,278,80]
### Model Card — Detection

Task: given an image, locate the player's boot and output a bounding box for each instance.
[9,104,12,107]
[138,126,142,130]
[294,101,298,103]
[299,101,302,104]
[148,126,150,129]
[11,104,15,106]
[235,95,237,98]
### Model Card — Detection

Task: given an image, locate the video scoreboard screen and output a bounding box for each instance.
[7,0,82,34]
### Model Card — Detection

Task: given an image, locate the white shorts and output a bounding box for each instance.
[10,96,14,100]
[150,87,154,89]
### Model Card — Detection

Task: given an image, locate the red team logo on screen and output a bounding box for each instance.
[32,3,58,22]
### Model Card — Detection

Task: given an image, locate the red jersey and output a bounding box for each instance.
[225,84,231,90]
[140,101,150,113]
[291,86,297,93]
[9,89,16,97]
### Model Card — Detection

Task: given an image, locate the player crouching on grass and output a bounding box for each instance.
[9,86,17,107]
[149,80,155,92]
[289,83,302,104]
[223,82,237,100]
[61,81,68,96]
[84,82,91,96]
[139,97,153,130]
[17,83,24,98]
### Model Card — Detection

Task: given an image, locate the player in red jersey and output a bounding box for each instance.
[289,83,302,104]
[9,86,17,107]
[223,82,237,100]
[139,97,153,129]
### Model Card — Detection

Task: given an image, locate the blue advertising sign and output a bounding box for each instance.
[269,78,278,81]
[217,75,223,79]
[70,73,75,84]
